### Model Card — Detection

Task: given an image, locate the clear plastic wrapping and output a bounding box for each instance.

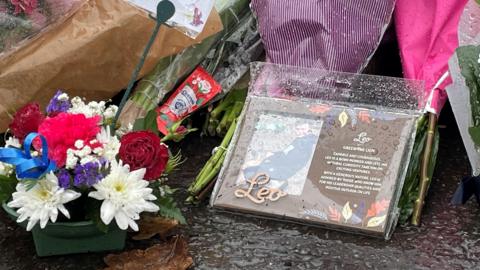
[0,0,81,56]
[446,0,480,175]
[211,62,424,239]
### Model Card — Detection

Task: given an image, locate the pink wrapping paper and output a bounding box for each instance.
[395,0,468,114]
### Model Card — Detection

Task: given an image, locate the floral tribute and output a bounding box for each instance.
[0,91,184,232]
[1,0,78,54]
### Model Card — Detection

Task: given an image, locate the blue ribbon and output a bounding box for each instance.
[0,133,56,179]
[451,176,480,206]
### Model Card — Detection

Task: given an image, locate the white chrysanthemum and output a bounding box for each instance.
[88,160,159,231]
[5,137,21,148]
[96,126,121,162]
[7,173,81,231]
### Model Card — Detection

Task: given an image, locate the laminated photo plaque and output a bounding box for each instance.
[211,62,424,239]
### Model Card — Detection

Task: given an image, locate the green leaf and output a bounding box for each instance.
[164,151,185,175]
[470,126,480,147]
[144,109,160,135]
[85,198,109,233]
[132,117,146,131]
[0,175,17,203]
[152,186,186,224]
[476,0,480,5]
[157,196,186,225]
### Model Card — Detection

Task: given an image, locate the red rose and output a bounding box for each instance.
[9,103,44,141]
[119,131,169,180]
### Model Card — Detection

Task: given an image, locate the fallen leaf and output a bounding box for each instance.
[366,215,387,228]
[328,205,341,222]
[366,199,390,218]
[339,111,349,127]
[104,236,193,270]
[133,215,179,240]
[341,202,352,222]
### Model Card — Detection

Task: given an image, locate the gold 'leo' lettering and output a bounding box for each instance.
[234,173,287,204]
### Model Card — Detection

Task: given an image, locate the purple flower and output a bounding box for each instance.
[73,162,104,188]
[46,90,70,116]
[56,169,71,189]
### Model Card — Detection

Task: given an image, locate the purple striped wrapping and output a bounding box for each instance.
[250,0,395,73]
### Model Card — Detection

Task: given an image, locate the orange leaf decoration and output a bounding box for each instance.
[310,104,331,114]
[358,110,371,124]
[104,236,193,270]
[328,205,341,222]
[366,199,390,218]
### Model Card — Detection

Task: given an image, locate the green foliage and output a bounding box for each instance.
[164,151,184,175]
[151,184,186,224]
[397,116,440,224]
[457,45,480,146]
[132,109,160,135]
[0,175,17,203]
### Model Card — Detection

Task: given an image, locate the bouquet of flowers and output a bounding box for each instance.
[0,90,184,233]
[0,0,79,55]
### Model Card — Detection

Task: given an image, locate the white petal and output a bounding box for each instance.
[114,211,129,230]
[40,216,49,229]
[128,219,139,231]
[26,219,37,231]
[58,205,70,219]
[50,207,58,223]
[88,191,104,200]
[143,202,160,213]
[100,201,116,225]
[128,168,146,182]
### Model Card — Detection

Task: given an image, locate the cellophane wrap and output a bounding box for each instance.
[0,0,223,131]
[0,0,82,56]
[446,0,480,175]
[211,62,424,239]
[117,0,262,127]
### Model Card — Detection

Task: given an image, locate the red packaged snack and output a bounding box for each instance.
[156,67,221,135]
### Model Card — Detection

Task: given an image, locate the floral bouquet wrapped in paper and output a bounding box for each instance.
[0,0,80,55]
[0,90,184,256]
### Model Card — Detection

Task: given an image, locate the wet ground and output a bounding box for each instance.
[0,105,479,270]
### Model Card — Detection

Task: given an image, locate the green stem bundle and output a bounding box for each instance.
[187,118,237,200]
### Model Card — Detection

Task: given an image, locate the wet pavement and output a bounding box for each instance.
[0,106,480,270]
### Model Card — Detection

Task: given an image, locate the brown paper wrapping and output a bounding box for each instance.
[0,0,222,131]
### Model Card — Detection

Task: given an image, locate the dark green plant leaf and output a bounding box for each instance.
[156,195,186,225]
[398,116,427,224]
[151,185,186,224]
[0,175,17,203]
[85,198,109,233]
[132,117,146,131]
[144,109,160,135]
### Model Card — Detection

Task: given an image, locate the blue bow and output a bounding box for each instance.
[0,133,56,179]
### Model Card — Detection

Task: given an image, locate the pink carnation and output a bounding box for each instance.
[38,113,101,168]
